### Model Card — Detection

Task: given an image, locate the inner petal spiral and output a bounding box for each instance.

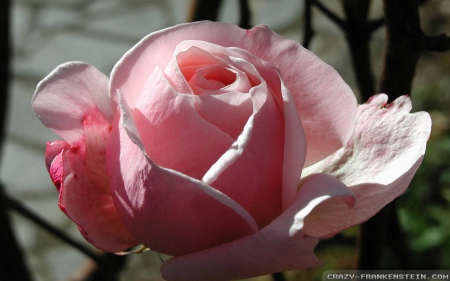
[186,65,236,93]
[172,45,255,139]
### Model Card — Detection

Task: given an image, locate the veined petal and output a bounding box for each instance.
[33,62,113,143]
[131,67,234,181]
[239,25,357,165]
[302,94,431,237]
[204,81,285,228]
[59,150,139,252]
[280,75,307,210]
[54,113,139,252]
[34,62,137,252]
[178,41,302,228]
[45,141,69,190]
[194,91,253,140]
[160,173,354,281]
[106,92,258,256]
[110,21,356,165]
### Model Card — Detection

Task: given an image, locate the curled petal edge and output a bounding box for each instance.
[32,62,113,143]
[302,94,431,237]
[115,89,259,234]
[160,173,355,281]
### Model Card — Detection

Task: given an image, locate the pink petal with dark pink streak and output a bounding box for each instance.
[106,92,258,256]
[160,173,354,281]
[302,94,431,238]
[56,110,138,252]
[45,141,69,190]
[33,62,114,143]
[33,62,138,252]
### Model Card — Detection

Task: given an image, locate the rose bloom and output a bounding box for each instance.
[33,21,431,281]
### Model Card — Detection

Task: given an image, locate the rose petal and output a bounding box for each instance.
[110,21,356,165]
[194,92,253,139]
[55,112,139,252]
[33,62,113,143]
[172,40,305,227]
[178,41,307,212]
[132,67,235,181]
[182,42,304,226]
[204,81,285,228]
[34,62,138,252]
[166,45,254,139]
[106,92,258,256]
[302,94,431,237]
[240,25,357,165]
[160,173,355,281]
[45,140,69,190]
[279,74,307,210]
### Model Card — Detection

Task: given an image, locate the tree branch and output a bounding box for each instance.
[303,0,314,48]
[0,0,9,155]
[380,0,450,99]
[0,186,33,281]
[4,194,103,264]
[386,204,416,270]
[379,0,423,99]
[187,0,223,22]
[358,0,424,272]
[426,34,450,52]
[238,0,252,29]
[311,0,346,30]
[342,0,375,100]
[357,204,390,270]
[5,194,129,280]
[0,1,33,280]
[367,18,385,32]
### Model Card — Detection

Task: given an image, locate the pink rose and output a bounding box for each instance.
[32,21,431,280]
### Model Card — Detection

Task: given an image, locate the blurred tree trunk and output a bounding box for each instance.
[379,0,423,100]
[359,0,428,271]
[342,0,376,101]
[187,0,223,22]
[0,1,33,280]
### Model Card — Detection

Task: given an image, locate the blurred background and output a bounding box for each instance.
[1,0,450,280]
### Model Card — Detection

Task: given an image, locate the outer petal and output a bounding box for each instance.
[34,62,138,252]
[160,173,355,281]
[239,25,357,165]
[106,92,258,256]
[33,62,114,143]
[109,21,355,165]
[45,140,69,190]
[45,112,139,252]
[302,94,432,237]
[279,72,307,210]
